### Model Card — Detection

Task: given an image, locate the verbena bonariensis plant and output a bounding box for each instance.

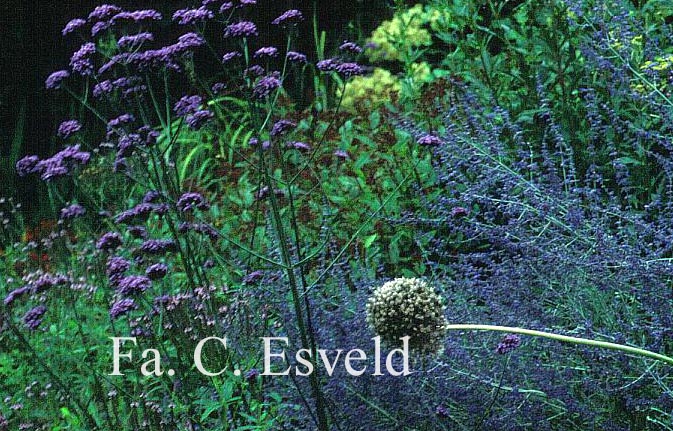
[2,2,379,430]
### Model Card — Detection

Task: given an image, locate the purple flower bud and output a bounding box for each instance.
[339,41,363,54]
[110,298,138,319]
[224,21,258,38]
[62,18,86,36]
[172,7,214,24]
[495,334,521,354]
[116,275,152,296]
[186,110,214,129]
[219,2,234,13]
[140,239,177,255]
[4,286,31,307]
[91,20,113,37]
[417,134,442,146]
[286,141,311,151]
[174,95,203,116]
[23,306,47,330]
[142,190,162,203]
[335,62,364,78]
[222,51,242,63]
[146,263,168,280]
[112,10,163,23]
[16,155,40,177]
[254,46,279,59]
[57,120,82,139]
[270,119,296,137]
[93,80,113,98]
[117,32,154,49]
[88,4,122,22]
[334,149,349,159]
[45,70,70,89]
[451,206,469,218]
[107,113,135,129]
[316,58,340,72]
[286,51,307,63]
[253,74,282,99]
[177,192,210,212]
[97,232,123,251]
[70,42,96,76]
[271,9,304,26]
[60,203,86,220]
[244,65,265,78]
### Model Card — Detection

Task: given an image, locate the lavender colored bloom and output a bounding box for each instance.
[270,119,296,137]
[91,20,113,37]
[271,9,304,26]
[110,298,138,319]
[495,334,522,354]
[88,4,122,21]
[34,145,90,181]
[435,405,450,418]
[112,10,163,23]
[286,141,311,151]
[339,41,363,54]
[4,286,31,307]
[113,202,166,224]
[223,21,258,38]
[254,46,279,59]
[107,113,135,129]
[334,149,349,159]
[142,190,162,203]
[186,110,214,129]
[116,275,152,296]
[173,7,214,24]
[417,134,442,146]
[57,120,82,138]
[128,225,147,239]
[70,42,96,75]
[117,134,141,158]
[60,203,86,220]
[93,80,113,98]
[62,18,86,36]
[211,82,226,94]
[316,58,340,72]
[239,0,256,5]
[97,232,123,251]
[244,65,265,78]
[253,74,281,98]
[23,306,47,330]
[243,270,264,284]
[286,51,307,63]
[451,206,469,218]
[177,32,206,49]
[106,256,131,287]
[219,2,234,13]
[32,273,69,293]
[146,263,168,280]
[45,70,69,89]
[221,51,241,63]
[117,32,154,49]
[16,155,40,177]
[140,239,177,255]
[335,62,364,78]
[177,192,210,212]
[174,95,203,116]
[138,126,160,146]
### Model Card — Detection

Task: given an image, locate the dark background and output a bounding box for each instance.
[0,0,391,223]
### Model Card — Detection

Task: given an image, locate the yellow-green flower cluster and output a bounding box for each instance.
[338,68,401,111]
[367,4,450,62]
[366,277,448,355]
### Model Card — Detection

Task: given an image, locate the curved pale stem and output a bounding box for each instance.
[447,324,673,366]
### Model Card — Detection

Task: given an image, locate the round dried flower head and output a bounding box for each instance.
[224,21,258,38]
[366,277,448,354]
